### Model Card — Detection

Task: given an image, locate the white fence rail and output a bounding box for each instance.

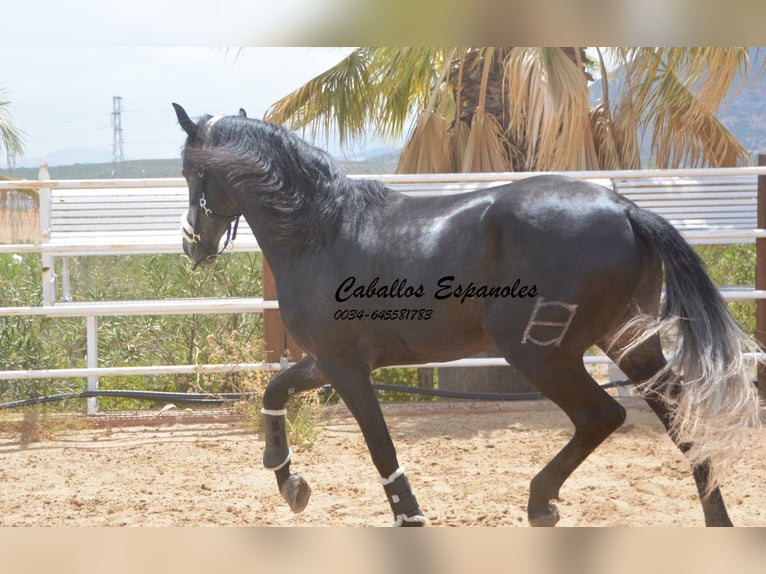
[2,166,766,413]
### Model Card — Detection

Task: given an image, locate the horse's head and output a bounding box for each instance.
[173,103,242,268]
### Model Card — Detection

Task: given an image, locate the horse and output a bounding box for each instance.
[172,103,761,526]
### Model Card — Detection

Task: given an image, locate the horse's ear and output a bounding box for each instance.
[172,103,198,139]
[238,108,247,118]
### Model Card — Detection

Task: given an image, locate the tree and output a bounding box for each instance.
[0,84,24,169]
[1,85,30,237]
[266,47,754,172]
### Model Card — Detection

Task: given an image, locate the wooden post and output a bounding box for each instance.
[417,368,435,389]
[757,154,766,399]
[262,257,302,364]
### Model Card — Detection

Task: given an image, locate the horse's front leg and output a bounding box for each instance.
[262,355,327,513]
[319,360,428,526]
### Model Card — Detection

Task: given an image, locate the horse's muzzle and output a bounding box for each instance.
[181,210,217,268]
[192,253,218,269]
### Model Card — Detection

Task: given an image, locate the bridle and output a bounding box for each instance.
[181,170,241,265]
[180,115,242,266]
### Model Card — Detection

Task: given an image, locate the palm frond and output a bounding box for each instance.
[611,97,642,169]
[397,110,453,173]
[589,49,641,170]
[458,48,511,173]
[265,48,376,146]
[460,111,511,172]
[589,105,621,170]
[369,47,455,142]
[0,87,25,157]
[655,47,749,112]
[505,47,595,171]
[396,49,459,174]
[621,47,749,167]
[449,54,470,169]
[450,118,470,171]
[265,47,455,150]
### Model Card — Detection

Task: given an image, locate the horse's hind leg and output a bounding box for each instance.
[503,348,627,526]
[600,334,733,526]
[262,355,328,513]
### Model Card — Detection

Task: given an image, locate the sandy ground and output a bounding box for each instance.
[0,398,764,527]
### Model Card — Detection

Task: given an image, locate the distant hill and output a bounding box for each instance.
[0,159,184,180]
[0,153,399,181]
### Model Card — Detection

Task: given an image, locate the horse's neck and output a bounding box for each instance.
[241,210,301,278]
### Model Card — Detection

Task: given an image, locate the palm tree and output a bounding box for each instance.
[0,84,24,170]
[1,85,28,232]
[266,47,754,172]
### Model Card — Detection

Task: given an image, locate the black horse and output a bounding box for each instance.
[172,103,760,526]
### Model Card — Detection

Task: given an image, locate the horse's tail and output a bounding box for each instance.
[619,206,761,494]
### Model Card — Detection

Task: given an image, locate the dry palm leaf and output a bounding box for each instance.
[449,54,470,170]
[589,48,625,170]
[589,95,641,169]
[589,105,621,170]
[505,47,595,171]
[611,94,642,170]
[648,70,747,167]
[624,47,749,168]
[461,111,511,172]
[459,48,511,173]
[397,49,457,174]
[397,110,453,173]
[450,118,470,171]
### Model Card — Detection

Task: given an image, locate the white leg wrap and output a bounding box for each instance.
[392,514,429,527]
[261,407,288,416]
[379,466,406,486]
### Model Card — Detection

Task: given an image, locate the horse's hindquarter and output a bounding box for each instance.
[481,176,652,353]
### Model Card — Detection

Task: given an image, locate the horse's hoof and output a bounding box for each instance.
[528,503,560,527]
[400,518,427,527]
[280,473,311,513]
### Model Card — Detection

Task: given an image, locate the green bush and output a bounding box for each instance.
[1,253,83,403]
[372,368,435,402]
[695,244,756,334]
[0,251,265,410]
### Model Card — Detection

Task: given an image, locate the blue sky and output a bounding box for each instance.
[2,47,359,168]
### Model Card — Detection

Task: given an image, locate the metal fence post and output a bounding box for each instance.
[86,315,99,415]
[757,155,766,399]
[38,163,56,306]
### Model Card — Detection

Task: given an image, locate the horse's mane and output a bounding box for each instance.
[182,115,389,248]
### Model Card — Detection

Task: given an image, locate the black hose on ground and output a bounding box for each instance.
[0,380,635,410]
